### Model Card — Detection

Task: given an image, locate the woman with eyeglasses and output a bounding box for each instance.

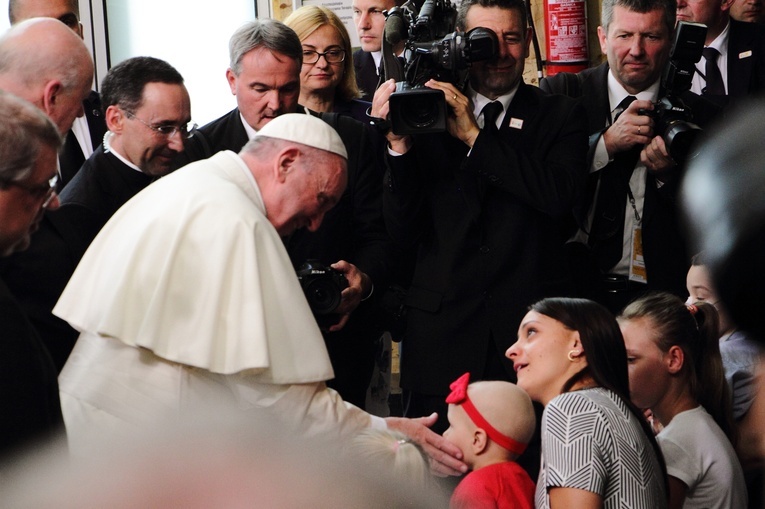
[284,5,370,122]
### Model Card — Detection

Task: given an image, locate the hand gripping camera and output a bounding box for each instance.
[296,260,348,329]
[380,0,498,135]
[639,21,708,162]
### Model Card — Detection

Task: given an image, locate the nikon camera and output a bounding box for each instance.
[639,21,707,162]
[296,260,348,329]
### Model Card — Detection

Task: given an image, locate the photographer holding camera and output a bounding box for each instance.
[541,0,719,314]
[371,0,588,452]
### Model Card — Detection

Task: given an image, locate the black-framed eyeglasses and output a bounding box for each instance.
[302,49,346,64]
[124,111,197,139]
[2,174,58,209]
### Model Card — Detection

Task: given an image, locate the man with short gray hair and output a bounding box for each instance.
[0,90,64,455]
[178,18,302,163]
[541,0,719,312]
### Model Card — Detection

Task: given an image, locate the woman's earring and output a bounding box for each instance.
[567,350,581,362]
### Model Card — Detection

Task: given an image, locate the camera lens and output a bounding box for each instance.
[664,120,702,162]
[402,95,441,129]
[304,278,342,315]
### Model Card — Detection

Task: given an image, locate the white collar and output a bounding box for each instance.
[240,112,258,141]
[102,131,143,173]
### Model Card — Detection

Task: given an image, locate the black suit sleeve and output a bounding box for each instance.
[0,280,64,454]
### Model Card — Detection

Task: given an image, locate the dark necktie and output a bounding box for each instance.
[702,47,725,96]
[589,95,640,271]
[481,101,503,132]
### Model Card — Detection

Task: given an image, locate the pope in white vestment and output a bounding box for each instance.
[55,116,384,454]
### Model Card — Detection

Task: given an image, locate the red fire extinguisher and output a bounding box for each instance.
[544,0,589,75]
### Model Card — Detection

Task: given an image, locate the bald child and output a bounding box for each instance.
[443,373,536,509]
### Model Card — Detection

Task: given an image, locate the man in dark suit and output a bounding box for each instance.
[0,91,64,456]
[178,20,393,411]
[0,57,192,372]
[351,0,402,101]
[372,0,588,434]
[9,0,108,190]
[676,0,765,104]
[541,0,719,313]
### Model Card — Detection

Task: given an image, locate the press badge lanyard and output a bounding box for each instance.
[627,186,647,284]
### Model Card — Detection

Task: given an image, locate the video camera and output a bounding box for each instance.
[380,0,498,135]
[639,21,707,162]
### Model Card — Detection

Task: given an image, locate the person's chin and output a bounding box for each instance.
[359,38,379,53]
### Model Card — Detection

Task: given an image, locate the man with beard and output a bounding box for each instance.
[541,0,719,313]
[0,91,63,456]
[0,57,192,372]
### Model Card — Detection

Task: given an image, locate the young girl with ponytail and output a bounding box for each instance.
[619,292,746,509]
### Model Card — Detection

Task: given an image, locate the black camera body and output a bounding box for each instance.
[639,21,707,162]
[296,260,348,329]
[382,0,498,135]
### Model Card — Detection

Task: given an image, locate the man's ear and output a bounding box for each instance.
[274,147,300,182]
[105,105,124,133]
[523,26,532,59]
[473,429,489,455]
[597,26,608,55]
[226,68,238,96]
[41,80,63,118]
[666,345,685,374]
[721,0,734,12]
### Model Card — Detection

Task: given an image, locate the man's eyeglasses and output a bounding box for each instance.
[2,174,58,209]
[124,111,197,139]
[303,49,346,64]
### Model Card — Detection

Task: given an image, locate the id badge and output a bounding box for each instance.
[629,224,647,284]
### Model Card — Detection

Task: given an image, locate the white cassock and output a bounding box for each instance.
[55,151,382,454]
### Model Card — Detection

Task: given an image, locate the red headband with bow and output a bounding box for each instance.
[445,372,527,456]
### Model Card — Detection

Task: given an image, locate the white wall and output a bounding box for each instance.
[101,0,258,125]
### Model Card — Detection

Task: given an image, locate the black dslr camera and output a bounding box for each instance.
[639,21,707,162]
[296,260,348,329]
[381,0,498,135]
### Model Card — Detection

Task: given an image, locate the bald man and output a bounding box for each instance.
[9,0,107,190]
[0,17,93,137]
